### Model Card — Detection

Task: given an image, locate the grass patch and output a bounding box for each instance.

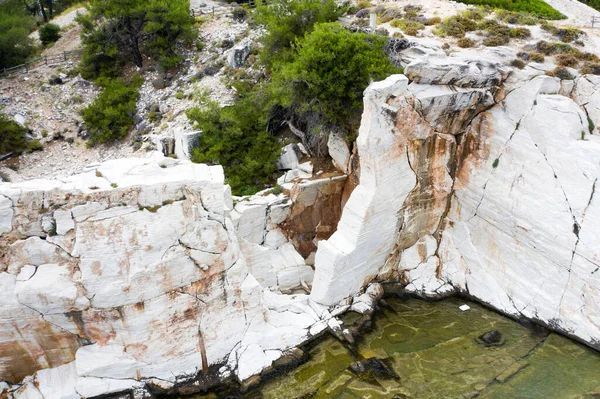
[458,37,475,47]
[452,0,565,20]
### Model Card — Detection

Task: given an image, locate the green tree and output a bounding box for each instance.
[254,0,340,65]
[39,23,60,46]
[82,76,143,145]
[0,11,35,69]
[186,90,280,195]
[273,22,400,129]
[0,113,28,154]
[78,0,195,79]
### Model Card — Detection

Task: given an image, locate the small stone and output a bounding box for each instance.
[478,330,503,346]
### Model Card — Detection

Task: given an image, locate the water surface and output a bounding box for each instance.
[187,297,600,398]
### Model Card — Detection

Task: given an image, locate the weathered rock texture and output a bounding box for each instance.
[0,154,350,398]
[311,59,600,350]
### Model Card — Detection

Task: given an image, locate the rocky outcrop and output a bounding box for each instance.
[0,154,350,398]
[311,59,600,350]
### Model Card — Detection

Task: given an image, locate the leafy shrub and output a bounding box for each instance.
[272,22,400,128]
[582,52,600,62]
[0,113,28,154]
[482,34,509,46]
[39,23,61,46]
[27,140,43,151]
[77,0,195,79]
[510,59,526,69]
[457,37,475,47]
[390,19,425,35]
[176,91,184,99]
[581,62,600,75]
[495,10,538,24]
[552,66,574,80]
[196,40,205,51]
[187,96,279,195]
[393,31,404,38]
[232,7,247,21]
[434,15,477,37]
[509,27,531,39]
[82,76,143,145]
[556,53,579,67]
[0,12,35,69]
[426,16,441,25]
[378,15,394,23]
[529,52,545,62]
[254,0,340,66]
[451,0,565,20]
[357,0,372,8]
[540,22,583,42]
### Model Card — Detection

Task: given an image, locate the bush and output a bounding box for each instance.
[509,27,531,39]
[187,96,279,195]
[535,40,581,56]
[39,23,61,46]
[27,140,43,151]
[541,22,582,42]
[357,0,372,8]
[482,34,509,46]
[232,7,247,21]
[254,0,340,66]
[426,16,442,25]
[0,113,28,154]
[510,59,526,69]
[0,12,35,69]
[390,19,425,35]
[495,10,538,25]
[451,0,565,20]
[272,22,400,129]
[529,52,545,62]
[552,66,574,80]
[581,62,600,75]
[556,53,579,67]
[82,76,143,145]
[434,15,477,37]
[176,91,184,99]
[457,37,475,47]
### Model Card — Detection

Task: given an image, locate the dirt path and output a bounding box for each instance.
[30,7,85,41]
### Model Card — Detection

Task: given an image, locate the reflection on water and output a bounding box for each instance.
[185,297,600,399]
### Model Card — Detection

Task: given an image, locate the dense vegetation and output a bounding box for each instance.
[452,0,565,19]
[78,0,196,79]
[0,11,35,69]
[39,23,61,46]
[254,0,340,65]
[82,76,143,145]
[187,0,399,194]
[0,113,28,154]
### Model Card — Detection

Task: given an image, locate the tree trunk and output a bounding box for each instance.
[47,0,52,18]
[131,38,143,68]
[38,0,47,22]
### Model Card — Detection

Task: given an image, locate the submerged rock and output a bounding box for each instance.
[478,330,504,346]
[349,358,399,381]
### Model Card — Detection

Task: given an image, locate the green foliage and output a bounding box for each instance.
[78,0,196,79]
[492,158,499,168]
[495,9,538,24]
[254,0,340,66]
[0,113,28,154]
[452,0,565,20]
[582,62,600,75]
[27,139,43,151]
[509,27,531,39]
[0,11,35,69]
[457,37,475,47]
[186,93,279,195]
[556,53,579,67]
[576,0,600,12]
[540,22,582,43]
[510,58,526,69]
[390,19,425,35]
[551,66,574,80]
[272,22,400,129]
[529,52,545,62]
[39,23,61,46]
[434,15,477,37]
[82,76,143,145]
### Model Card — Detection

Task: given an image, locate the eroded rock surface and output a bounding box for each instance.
[311,60,600,351]
[0,154,349,398]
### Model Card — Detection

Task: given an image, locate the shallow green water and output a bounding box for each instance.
[188,298,600,398]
